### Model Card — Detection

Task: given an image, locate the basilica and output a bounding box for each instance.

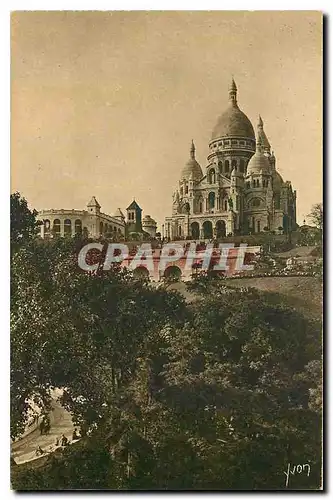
[165,79,297,240]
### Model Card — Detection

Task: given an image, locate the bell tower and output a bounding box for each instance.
[126,199,142,234]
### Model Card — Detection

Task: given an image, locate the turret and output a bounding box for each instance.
[257,115,271,155]
[87,196,101,215]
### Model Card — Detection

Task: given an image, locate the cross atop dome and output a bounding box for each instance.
[229,77,237,91]
[229,77,238,106]
[190,139,196,159]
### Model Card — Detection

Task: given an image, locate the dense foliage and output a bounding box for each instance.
[11,194,322,490]
[308,203,323,231]
[10,192,40,251]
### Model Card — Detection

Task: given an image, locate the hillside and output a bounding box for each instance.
[169,276,322,320]
[225,276,322,319]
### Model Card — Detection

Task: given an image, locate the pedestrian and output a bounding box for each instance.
[35,445,45,456]
[39,420,44,436]
[61,434,69,446]
[72,428,80,441]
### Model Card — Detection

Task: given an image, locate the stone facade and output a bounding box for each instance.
[165,79,297,240]
[142,215,157,238]
[37,197,158,240]
[37,196,126,239]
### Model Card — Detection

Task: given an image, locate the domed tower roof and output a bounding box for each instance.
[257,115,271,152]
[142,215,157,224]
[181,140,203,181]
[211,79,255,140]
[246,138,271,175]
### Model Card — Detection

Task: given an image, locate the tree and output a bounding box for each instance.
[10,192,40,250]
[11,235,187,440]
[157,284,322,489]
[11,206,322,490]
[308,203,323,231]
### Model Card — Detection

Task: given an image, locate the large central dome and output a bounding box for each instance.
[211,79,255,141]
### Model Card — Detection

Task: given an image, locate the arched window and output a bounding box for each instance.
[100,221,104,235]
[218,161,223,174]
[225,160,230,173]
[199,201,203,213]
[209,169,216,184]
[53,219,61,236]
[231,159,237,170]
[64,219,71,236]
[185,185,188,194]
[224,199,228,211]
[191,222,200,239]
[252,198,261,208]
[240,159,245,173]
[44,219,51,235]
[178,225,182,236]
[75,219,82,234]
[257,179,260,188]
[208,192,215,209]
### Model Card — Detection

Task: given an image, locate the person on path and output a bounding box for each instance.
[61,434,69,446]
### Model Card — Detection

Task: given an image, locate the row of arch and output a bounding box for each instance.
[42,218,123,237]
[191,220,226,239]
[245,179,270,189]
[208,159,247,183]
[43,219,83,236]
[132,265,183,282]
[205,193,239,211]
[176,220,226,239]
[99,221,122,235]
[211,139,253,149]
[181,196,231,214]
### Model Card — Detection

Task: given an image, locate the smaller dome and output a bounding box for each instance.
[180,141,203,181]
[246,138,270,175]
[142,215,157,225]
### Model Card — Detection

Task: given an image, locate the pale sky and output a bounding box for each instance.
[11,11,322,229]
